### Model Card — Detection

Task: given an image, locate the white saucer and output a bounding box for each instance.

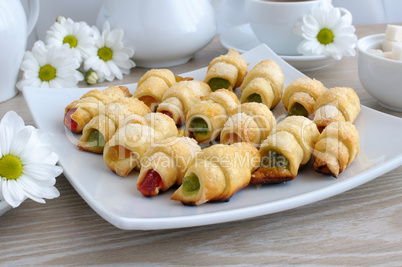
[220,23,335,71]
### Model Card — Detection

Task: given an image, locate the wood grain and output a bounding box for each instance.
[1,23,402,265]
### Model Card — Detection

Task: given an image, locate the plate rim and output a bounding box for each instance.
[22,44,402,230]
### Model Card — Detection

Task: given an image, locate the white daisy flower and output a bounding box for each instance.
[84,22,135,82]
[46,17,96,63]
[294,0,357,60]
[0,111,63,208]
[17,41,83,90]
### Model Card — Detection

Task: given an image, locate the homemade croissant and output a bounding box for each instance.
[313,87,361,132]
[132,69,176,111]
[240,59,284,109]
[156,80,211,125]
[171,142,261,206]
[251,116,320,184]
[64,86,131,133]
[103,113,178,177]
[313,121,359,178]
[220,102,276,146]
[137,136,201,196]
[77,97,150,153]
[204,48,248,91]
[282,77,326,117]
[186,89,240,144]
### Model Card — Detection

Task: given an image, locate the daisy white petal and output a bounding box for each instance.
[9,126,34,158]
[12,176,46,204]
[46,17,96,63]
[18,78,42,89]
[17,41,83,90]
[113,53,132,64]
[294,2,357,60]
[84,21,135,82]
[23,164,62,181]
[18,175,57,198]
[2,179,25,208]
[16,175,44,195]
[106,29,123,48]
[325,8,340,28]
[0,111,62,208]
[107,61,123,80]
[341,10,353,25]
[31,41,48,66]
[20,52,40,72]
[23,70,40,80]
[320,0,333,10]
[0,111,25,156]
[1,110,25,133]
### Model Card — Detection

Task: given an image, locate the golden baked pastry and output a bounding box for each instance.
[64,86,131,133]
[186,89,240,144]
[240,59,284,109]
[77,97,150,153]
[132,69,176,111]
[251,116,319,184]
[156,80,211,125]
[137,136,201,196]
[313,121,359,178]
[171,142,261,206]
[313,87,361,132]
[220,102,276,146]
[204,48,248,91]
[103,113,178,177]
[282,77,326,117]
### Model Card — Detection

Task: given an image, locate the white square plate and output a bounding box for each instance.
[23,44,402,230]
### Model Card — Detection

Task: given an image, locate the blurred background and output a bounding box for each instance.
[21,0,402,48]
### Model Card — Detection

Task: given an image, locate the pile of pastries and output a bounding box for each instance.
[63,49,361,206]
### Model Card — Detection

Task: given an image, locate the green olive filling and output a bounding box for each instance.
[246,93,262,103]
[261,150,289,169]
[182,173,200,195]
[189,117,209,136]
[87,129,106,149]
[288,102,308,117]
[208,77,231,91]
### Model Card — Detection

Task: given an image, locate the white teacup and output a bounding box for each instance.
[245,0,320,55]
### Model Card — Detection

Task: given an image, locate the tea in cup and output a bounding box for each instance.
[245,0,320,55]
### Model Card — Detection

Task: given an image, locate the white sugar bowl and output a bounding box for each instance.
[96,0,217,68]
[357,34,402,112]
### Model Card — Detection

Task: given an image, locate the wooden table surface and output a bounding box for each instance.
[1,23,402,266]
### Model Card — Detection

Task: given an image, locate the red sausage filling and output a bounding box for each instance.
[159,110,173,120]
[138,169,163,196]
[64,108,78,132]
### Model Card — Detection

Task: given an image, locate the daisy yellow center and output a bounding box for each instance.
[63,35,78,48]
[0,155,23,180]
[98,46,113,61]
[317,28,334,45]
[39,65,57,82]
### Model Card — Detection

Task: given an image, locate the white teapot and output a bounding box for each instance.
[96,0,217,68]
[0,0,39,102]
